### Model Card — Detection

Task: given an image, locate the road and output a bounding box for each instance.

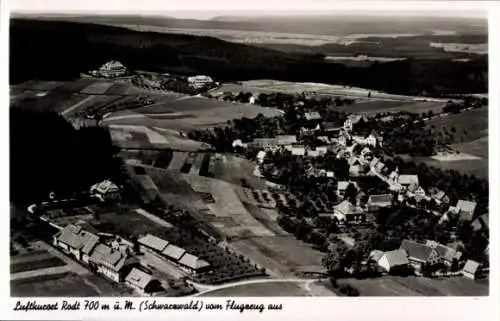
[135,208,173,228]
[189,277,327,297]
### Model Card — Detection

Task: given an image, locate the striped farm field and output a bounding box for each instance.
[80,81,115,94]
[104,83,131,95]
[53,79,96,93]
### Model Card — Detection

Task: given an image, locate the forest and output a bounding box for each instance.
[10,19,487,96]
[10,109,121,206]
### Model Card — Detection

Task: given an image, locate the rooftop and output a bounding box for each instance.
[304,111,322,121]
[398,175,419,186]
[162,244,186,261]
[383,249,409,267]
[138,234,169,252]
[400,239,436,263]
[334,200,363,215]
[178,253,211,271]
[125,268,153,290]
[456,200,477,213]
[368,194,393,205]
[462,260,480,274]
[89,243,127,271]
[55,224,99,255]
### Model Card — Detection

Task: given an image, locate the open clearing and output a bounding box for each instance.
[80,81,115,94]
[199,281,311,297]
[427,107,488,142]
[340,276,488,296]
[335,100,445,115]
[210,154,269,190]
[11,272,100,296]
[230,236,325,278]
[235,80,447,102]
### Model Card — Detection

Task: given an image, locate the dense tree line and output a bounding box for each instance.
[10,19,487,96]
[10,109,120,205]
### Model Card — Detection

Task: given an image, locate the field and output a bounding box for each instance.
[427,107,488,142]
[199,281,311,297]
[105,95,282,131]
[339,276,488,296]
[11,272,100,297]
[413,107,489,178]
[334,100,446,115]
[230,80,449,102]
[230,236,325,278]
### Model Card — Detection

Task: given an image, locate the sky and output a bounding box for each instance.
[9,0,488,19]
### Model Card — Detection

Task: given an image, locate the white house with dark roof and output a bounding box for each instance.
[177,253,211,274]
[376,249,410,273]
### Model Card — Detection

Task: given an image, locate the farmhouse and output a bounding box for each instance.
[90,180,121,202]
[88,243,136,283]
[53,224,137,283]
[177,253,211,274]
[367,194,393,211]
[125,267,161,295]
[97,61,127,78]
[187,75,214,89]
[376,249,410,273]
[333,200,365,224]
[400,239,441,269]
[425,240,462,266]
[53,224,99,263]
[462,260,480,280]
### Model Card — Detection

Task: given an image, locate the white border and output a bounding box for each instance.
[1,1,499,321]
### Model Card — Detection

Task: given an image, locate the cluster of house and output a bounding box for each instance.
[369,239,482,279]
[52,224,161,294]
[88,61,128,78]
[138,234,211,275]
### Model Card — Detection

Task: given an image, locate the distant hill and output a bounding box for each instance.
[13,13,487,36]
[10,19,487,95]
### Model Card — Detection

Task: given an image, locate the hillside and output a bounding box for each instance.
[10,19,487,95]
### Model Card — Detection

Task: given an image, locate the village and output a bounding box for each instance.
[226,108,488,282]
[10,56,489,297]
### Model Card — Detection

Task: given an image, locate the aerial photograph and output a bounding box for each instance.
[9,3,489,297]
